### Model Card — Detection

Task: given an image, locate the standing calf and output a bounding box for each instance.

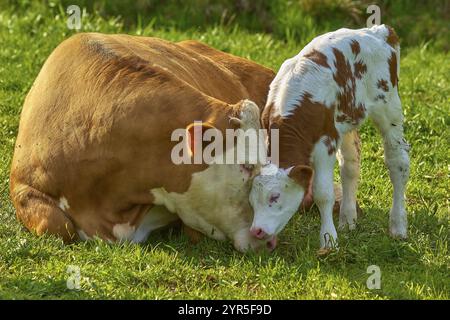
[249,25,410,249]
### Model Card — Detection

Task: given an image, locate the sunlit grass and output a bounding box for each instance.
[0,2,448,299]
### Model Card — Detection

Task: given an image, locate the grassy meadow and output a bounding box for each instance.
[0,0,448,299]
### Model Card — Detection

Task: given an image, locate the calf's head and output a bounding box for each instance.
[249,164,313,239]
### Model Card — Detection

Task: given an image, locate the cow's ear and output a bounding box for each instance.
[287,165,313,190]
[186,122,216,157]
[230,99,260,130]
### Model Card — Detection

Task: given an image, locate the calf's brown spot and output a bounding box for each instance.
[332,48,366,125]
[386,26,399,48]
[388,51,398,87]
[324,136,336,155]
[350,40,360,56]
[304,49,330,69]
[270,92,338,168]
[354,60,367,79]
[377,79,389,92]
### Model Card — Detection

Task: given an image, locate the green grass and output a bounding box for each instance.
[0,1,449,299]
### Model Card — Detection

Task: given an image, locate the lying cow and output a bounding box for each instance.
[249,25,410,250]
[10,33,276,251]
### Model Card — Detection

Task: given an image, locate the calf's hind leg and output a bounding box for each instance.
[11,184,78,243]
[370,100,410,239]
[337,130,361,230]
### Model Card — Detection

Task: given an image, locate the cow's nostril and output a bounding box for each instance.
[250,227,267,239]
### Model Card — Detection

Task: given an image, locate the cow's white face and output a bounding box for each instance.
[249,164,312,239]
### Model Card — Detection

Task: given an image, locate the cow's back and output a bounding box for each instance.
[177,39,275,108]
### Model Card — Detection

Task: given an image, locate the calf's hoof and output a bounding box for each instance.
[317,247,334,257]
[389,209,408,239]
[389,225,408,239]
[338,206,359,231]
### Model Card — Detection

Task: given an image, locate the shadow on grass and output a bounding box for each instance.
[140,206,448,299]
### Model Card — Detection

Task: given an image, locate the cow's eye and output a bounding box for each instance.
[269,193,280,204]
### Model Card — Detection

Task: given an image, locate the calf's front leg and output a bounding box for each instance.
[313,144,338,249]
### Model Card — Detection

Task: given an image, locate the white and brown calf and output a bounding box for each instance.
[249,25,410,249]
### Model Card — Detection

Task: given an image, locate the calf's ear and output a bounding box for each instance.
[261,103,274,129]
[287,165,313,190]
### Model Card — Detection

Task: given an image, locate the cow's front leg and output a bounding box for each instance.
[313,145,338,249]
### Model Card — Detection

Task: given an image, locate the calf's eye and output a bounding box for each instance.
[269,193,280,204]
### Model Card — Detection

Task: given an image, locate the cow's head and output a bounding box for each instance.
[180,99,278,252]
[249,164,313,239]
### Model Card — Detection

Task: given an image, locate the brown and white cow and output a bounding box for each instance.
[9,33,276,251]
[249,25,410,250]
